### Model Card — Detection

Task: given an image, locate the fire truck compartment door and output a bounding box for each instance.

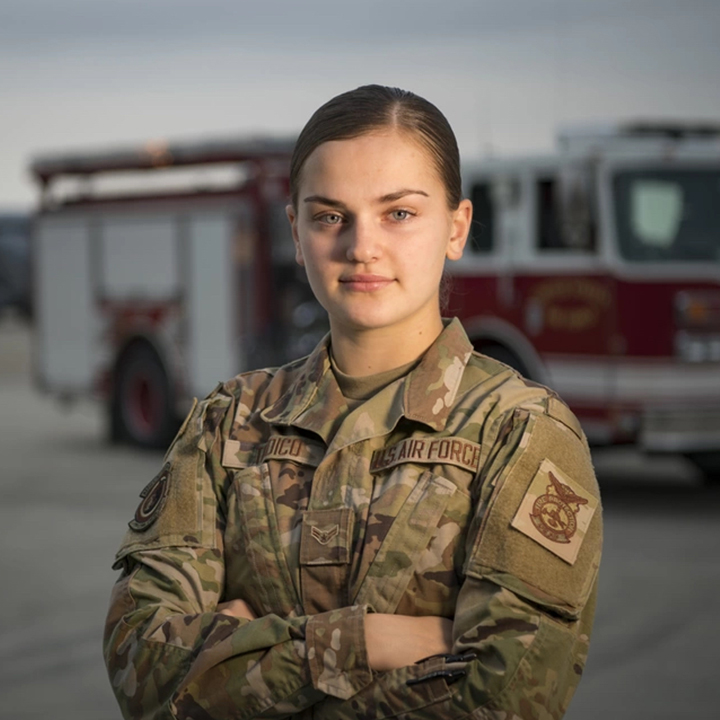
[187,213,235,399]
[99,215,179,300]
[35,216,94,393]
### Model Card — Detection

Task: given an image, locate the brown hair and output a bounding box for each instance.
[289,84,462,210]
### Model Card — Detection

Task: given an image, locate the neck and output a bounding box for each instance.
[329,314,444,377]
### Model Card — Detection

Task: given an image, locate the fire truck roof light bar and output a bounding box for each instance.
[30,135,298,185]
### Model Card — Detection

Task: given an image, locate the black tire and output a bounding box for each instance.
[111,344,178,449]
[684,451,720,485]
[476,342,531,379]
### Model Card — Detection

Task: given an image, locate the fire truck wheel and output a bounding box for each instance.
[684,452,720,485]
[475,342,531,379]
[112,344,179,449]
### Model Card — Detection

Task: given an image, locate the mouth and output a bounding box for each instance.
[339,274,395,292]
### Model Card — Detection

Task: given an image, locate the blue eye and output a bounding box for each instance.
[390,209,412,221]
[319,213,343,225]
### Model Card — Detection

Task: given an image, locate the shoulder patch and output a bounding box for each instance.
[511,458,598,565]
[129,462,171,532]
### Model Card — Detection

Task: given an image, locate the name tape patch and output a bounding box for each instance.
[511,458,598,565]
[370,436,481,474]
[223,435,325,468]
[259,435,325,466]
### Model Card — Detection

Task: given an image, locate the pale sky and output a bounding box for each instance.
[2,0,719,210]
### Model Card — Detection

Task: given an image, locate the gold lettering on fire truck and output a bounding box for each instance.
[528,279,612,333]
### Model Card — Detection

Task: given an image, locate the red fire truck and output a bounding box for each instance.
[453,123,720,481]
[31,124,720,480]
[30,138,328,448]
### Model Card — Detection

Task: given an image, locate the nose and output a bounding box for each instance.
[345,217,380,264]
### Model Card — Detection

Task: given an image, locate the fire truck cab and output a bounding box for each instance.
[452,123,720,480]
[30,138,327,448]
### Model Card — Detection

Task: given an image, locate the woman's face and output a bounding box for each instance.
[287,130,472,337]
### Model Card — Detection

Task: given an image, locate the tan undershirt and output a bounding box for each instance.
[330,353,419,410]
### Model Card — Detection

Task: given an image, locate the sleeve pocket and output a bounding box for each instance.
[465,413,602,617]
[113,397,226,568]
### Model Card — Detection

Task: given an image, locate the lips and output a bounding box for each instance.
[339,274,395,292]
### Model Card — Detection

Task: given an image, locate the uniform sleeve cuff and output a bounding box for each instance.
[306,604,373,700]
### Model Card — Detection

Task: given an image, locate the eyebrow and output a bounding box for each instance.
[379,188,429,202]
[302,195,347,209]
[302,188,429,207]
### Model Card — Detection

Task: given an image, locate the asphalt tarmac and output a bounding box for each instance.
[1,316,718,719]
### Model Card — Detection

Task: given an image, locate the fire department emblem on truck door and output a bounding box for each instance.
[511,458,599,565]
[129,462,171,532]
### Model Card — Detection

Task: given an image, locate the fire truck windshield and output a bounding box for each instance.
[612,168,720,262]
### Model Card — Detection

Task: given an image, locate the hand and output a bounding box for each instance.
[364,614,453,672]
[217,598,257,621]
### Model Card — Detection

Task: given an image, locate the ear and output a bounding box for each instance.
[446,198,473,261]
[286,204,305,266]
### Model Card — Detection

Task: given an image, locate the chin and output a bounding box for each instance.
[333,308,402,332]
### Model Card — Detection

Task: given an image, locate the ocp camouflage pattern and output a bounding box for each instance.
[104,318,602,719]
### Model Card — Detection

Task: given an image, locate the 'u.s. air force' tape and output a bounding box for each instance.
[370,436,481,474]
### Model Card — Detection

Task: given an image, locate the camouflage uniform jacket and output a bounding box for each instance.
[104,318,602,720]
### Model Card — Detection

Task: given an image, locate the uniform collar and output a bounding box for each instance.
[402,317,474,430]
[260,317,474,443]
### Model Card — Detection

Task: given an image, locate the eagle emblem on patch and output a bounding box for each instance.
[511,459,598,565]
[530,471,588,544]
[129,462,171,532]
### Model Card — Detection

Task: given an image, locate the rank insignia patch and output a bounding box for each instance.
[511,459,598,565]
[310,524,339,545]
[129,462,171,532]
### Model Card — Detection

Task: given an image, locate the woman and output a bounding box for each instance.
[104,85,602,719]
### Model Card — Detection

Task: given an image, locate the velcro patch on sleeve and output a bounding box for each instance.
[511,458,598,565]
[113,396,222,567]
[370,436,481,474]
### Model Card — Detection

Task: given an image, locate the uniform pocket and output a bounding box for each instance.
[354,471,457,614]
[224,464,299,617]
[300,508,355,566]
